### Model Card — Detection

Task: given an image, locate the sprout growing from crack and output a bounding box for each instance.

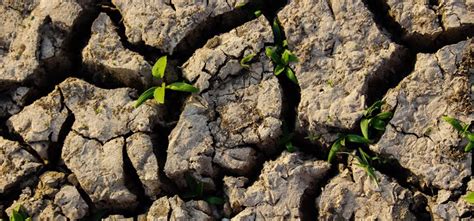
[8,205,31,221]
[134,56,199,107]
[442,116,473,152]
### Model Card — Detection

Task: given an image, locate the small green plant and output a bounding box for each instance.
[265,19,299,84]
[442,116,473,152]
[327,134,371,163]
[360,100,393,140]
[240,53,256,68]
[278,122,297,153]
[183,175,225,206]
[8,205,31,221]
[134,56,199,107]
[464,192,474,204]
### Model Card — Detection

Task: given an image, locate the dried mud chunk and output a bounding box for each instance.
[0,137,42,194]
[277,0,407,146]
[165,17,282,189]
[385,0,473,43]
[82,13,153,89]
[225,152,330,220]
[6,171,89,220]
[318,160,416,220]
[112,0,251,53]
[371,40,472,190]
[7,87,68,160]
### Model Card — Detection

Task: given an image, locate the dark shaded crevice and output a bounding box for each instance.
[363,0,474,53]
[99,0,164,64]
[365,47,416,106]
[302,164,339,221]
[121,135,152,216]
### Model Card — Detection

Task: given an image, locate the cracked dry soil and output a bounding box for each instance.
[0,0,473,220]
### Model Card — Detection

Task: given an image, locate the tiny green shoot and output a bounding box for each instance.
[8,205,31,221]
[464,192,474,204]
[240,53,256,68]
[183,175,225,206]
[134,56,199,107]
[442,116,473,152]
[354,148,379,186]
[265,18,299,84]
[360,100,393,140]
[254,10,262,17]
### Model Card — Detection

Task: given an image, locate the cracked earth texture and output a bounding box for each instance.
[0,0,472,220]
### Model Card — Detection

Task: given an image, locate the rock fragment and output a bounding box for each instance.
[225,152,330,220]
[0,87,32,119]
[277,0,407,146]
[0,137,42,194]
[126,132,161,199]
[371,40,472,190]
[145,196,212,221]
[317,160,416,220]
[428,179,474,220]
[112,0,251,54]
[6,171,89,220]
[57,78,163,210]
[165,16,282,189]
[7,87,68,160]
[82,13,153,89]
[385,0,474,44]
[0,0,93,90]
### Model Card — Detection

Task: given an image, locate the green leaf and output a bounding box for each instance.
[360,118,370,140]
[346,134,371,144]
[464,192,474,204]
[154,83,166,104]
[134,87,157,108]
[282,40,288,47]
[10,210,23,221]
[265,47,281,64]
[370,117,387,131]
[286,142,296,153]
[465,141,474,152]
[364,100,383,117]
[274,64,286,76]
[462,123,471,134]
[375,112,393,120]
[466,133,474,142]
[328,138,343,163]
[152,56,167,79]
[166,82,199,93]
[206,196,225,205]
[285,68,298,84]
[282,49,298,65]
[272,18,282,43]
[240,53,256,68]
[254,10,262,17]
[442,116,464,132]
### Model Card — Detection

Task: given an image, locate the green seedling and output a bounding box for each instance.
[8,205,31,221]
[265,18,299,84]
[327,134,371,163]
[442,116,474,152]
[240,53,256,68]
[464,192,474,204]
[183,175,225,206]
[354,148,379,186]
[360,100,393,140]
[279,122,297,153]
[134,56,198,107]
[254,10,262,17]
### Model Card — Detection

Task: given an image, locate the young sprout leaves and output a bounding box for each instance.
[240,53,256,68]
[265,18,299,84]
[254,10,262,17]
[152,56,167,79]
[166,82,200,93]
[360,100,393,140]
[328,136,345,163]
[9,205,31,221]
[464,192,474,204]
[354,148,379,186]
[442,116,474,152]
[135,56,199,107]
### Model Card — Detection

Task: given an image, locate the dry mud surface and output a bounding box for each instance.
[0,0,473,220]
